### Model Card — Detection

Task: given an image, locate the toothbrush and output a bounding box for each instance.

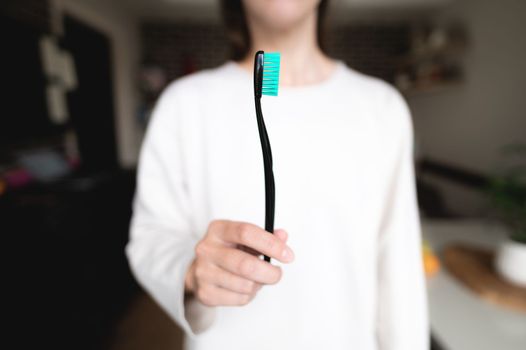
[253,50,280,263]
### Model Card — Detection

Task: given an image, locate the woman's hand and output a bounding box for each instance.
[184,219,294,307]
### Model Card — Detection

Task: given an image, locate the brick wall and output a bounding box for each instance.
[1,0,51,33]
[141,21,410,85]
[142,23,229,80]
[326,24,410,83]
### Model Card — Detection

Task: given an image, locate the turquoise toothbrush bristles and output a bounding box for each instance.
[262,52,280,96]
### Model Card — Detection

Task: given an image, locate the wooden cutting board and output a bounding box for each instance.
[442,243,526,313]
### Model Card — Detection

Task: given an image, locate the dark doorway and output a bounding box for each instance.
[62,15,118,172]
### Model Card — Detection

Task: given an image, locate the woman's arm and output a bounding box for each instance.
[125,83,215,338]
[125,77,295,339]
[376,89,429,350]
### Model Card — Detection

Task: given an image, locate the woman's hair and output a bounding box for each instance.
[220,0,330,61]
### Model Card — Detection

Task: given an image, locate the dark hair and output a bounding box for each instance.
[220,0,330,61]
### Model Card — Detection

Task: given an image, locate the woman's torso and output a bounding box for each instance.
[171,61,398,350]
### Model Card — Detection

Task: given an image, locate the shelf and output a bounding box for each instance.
[400,81,463,96]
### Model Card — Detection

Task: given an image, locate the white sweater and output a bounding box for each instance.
[126,61,429,350]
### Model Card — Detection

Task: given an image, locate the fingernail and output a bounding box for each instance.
[282,247,294,261]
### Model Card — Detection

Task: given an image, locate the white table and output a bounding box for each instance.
[423,219,526,350]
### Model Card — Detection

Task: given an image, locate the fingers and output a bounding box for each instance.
[238,244,262,256]
[274,228,288,242]
[220,222,294,263]
[197,262,262,295]
[209,245,283,285]
[196,283,254,307]
[193,220,293,308]
[238,229,288,257]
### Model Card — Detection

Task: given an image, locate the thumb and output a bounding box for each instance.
[274,228,288,243]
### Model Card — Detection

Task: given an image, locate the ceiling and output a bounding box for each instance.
[117,0,453,23]
[157,0,449,5]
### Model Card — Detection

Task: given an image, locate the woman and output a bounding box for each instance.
[126,0,429,349]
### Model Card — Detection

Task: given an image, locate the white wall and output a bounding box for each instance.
[51,0,141,168]
[408,0,526,216]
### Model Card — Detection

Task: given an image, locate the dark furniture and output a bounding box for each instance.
[2,170,138,350]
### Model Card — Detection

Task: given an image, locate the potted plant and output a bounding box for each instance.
[485,143,526,287]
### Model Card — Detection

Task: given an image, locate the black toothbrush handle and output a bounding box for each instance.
[263,163,275,263]
[255,97,275,263]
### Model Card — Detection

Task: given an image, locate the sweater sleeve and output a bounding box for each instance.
[125,83,216,339]
[375,89,429,350]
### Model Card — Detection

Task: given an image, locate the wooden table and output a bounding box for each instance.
[423,219,526,350]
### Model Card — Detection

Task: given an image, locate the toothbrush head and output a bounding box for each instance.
[254,51,281,98]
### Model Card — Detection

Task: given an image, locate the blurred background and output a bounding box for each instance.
[1,0,525,349]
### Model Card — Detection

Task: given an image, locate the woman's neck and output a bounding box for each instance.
[236,12,337,87]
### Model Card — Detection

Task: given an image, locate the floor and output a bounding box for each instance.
[109,292,443,350]
[108,292,184,350]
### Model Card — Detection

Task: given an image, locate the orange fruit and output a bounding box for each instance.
[423,252,440,277]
